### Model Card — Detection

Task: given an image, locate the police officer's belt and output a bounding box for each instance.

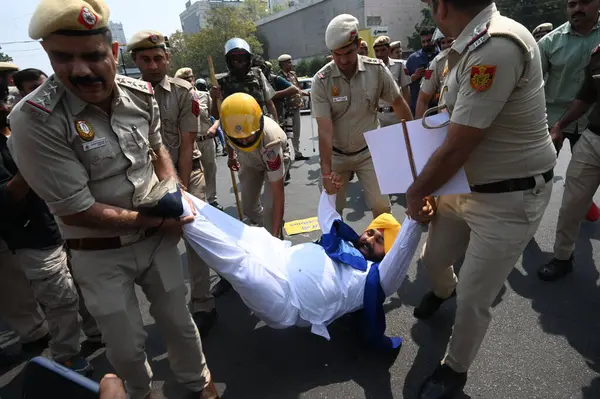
[332,146,368,156]
[470,169,553,194]
[66,231,153,251]
[378,106,394,113]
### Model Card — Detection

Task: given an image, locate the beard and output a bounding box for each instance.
[423,45,436,53]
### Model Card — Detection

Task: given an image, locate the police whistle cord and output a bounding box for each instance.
[208,55,244,221]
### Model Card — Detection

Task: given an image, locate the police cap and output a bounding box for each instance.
[127,30,166,52]
[325,14,360,51]
[29,0,110,40]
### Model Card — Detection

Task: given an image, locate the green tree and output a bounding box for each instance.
[496,0,565,31]
[168,5,265,78]
[308,56,325,76]
[407,7,435,51]
[0,52,13,62]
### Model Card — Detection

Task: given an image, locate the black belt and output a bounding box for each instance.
[378,106,394,113]
[197,135,213,142]
[470,169,554,194]
[332,146,368,156]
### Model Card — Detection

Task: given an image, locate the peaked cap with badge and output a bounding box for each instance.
[326,14,360,51]
[373,36,391,48]
[127,30,166,52]
[0,62,19,73]
[29,0,110,40]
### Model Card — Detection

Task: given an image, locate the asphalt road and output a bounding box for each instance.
[1,114,600,399]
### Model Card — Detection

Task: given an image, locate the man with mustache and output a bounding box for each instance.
[406,27,439,115]
[7,0,218,397]
[409,0,556,397]
[537,0,600,282]
[129,33,218,337]
[312,14,413,220]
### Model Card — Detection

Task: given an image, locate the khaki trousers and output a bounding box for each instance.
[290,108,302,155]
[0,243,48,343]
[554,130,600,260]
[331,150,391,218]
[239,166,279,236]
[70,232,210,399]
[186,169,215,314]
[420,177,552,372]
[197,138,218,204]
[14,245,82,361]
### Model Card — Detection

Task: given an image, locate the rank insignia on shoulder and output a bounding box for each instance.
[75,120,95,141]
[470,65,496,92]
[116,75,154,95]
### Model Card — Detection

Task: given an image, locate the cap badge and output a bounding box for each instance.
[75,120,95,141]
[78,6,98,30]
[149,35,159,44]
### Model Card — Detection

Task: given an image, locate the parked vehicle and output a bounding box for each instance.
[298,77,312,113]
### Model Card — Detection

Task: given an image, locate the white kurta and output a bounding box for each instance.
[181,191,423,341]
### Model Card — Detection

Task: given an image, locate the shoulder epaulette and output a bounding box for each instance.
[316,67,330,79]
[22,76,64,121]
[467,22,491,51]
[170,76,193,90]
[363,57,383,65]
[115,75,153,95]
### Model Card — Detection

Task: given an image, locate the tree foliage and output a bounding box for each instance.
[406,0,566,51]
[0,52,13,62]
[168,0,268,77]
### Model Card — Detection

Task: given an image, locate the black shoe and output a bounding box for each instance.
[414,290,455,320]
[285,171,291,184]
[210,279,232,298]
[538,256,573,282]
[209,201,224,211]
[349,172,355,181]
[419,364,467,399]
[295,155,309,161]
[193,309,218,338]
[21,333,50,353]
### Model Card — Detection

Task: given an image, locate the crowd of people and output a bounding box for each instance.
[1,0,600,398]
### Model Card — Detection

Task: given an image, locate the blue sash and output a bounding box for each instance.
[316,219,402,350]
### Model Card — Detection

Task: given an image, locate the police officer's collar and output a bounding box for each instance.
[330,55,367,78]
[451,3,498,55]
[156,75,172,92]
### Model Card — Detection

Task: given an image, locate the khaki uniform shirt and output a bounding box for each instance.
[153,76,201,164]
[7,75,163,239]
[378,57,411,111]
[196,90,212,137]
[420,48,450,100]
[311,55,401,153]
[237,117,289,182]
[441,3,556,185]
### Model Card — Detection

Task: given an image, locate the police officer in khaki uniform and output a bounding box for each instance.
[278,54,310,161]
[312,14,413,218]
[222,93,289,237]
[8,1,218,397]
[407,1,556,397]
[539,44,600,285]
[389,41,403,60]
[372,35,412,126]
[129,31,217,337]
[358,38,369,56]
[415,28,455,118]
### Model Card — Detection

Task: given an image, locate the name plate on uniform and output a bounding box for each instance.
[333,96,348,103]
[364,113,471,196]
[82,137,107,152]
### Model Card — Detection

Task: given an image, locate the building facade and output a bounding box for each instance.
[180,0,264,34]
[108,21,127,48]
[256,0,424,61]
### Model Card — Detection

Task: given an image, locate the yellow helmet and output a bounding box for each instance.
[220,93,264,152]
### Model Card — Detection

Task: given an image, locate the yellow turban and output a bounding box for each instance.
[366,213,401,254]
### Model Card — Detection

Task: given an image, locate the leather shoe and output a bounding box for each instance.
[209,278,232,297]
[192,380,220,399]
[538,256,573,282]
[21,333,50,353]
[414,290,455,320]
[193,309,218,338]
[419,363,467,399]
[295,154,309,161]
[209,201,224,211]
